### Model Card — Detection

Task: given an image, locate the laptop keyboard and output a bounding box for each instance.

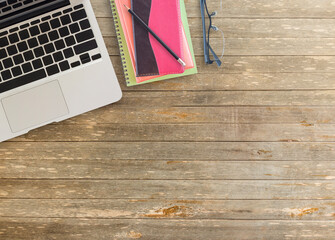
[0,0,47,15]
[0,3,102,94]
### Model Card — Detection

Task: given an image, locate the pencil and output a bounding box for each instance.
[122,3,186,67]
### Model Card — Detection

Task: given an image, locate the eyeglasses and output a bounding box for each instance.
[200,0,225,67]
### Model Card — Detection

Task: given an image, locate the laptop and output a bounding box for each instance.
[0,0,122,142]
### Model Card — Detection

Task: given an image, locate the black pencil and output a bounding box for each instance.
[122,3,186,67]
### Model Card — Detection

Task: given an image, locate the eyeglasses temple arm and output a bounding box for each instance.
[208,44,222,66]
[200,0,210,64]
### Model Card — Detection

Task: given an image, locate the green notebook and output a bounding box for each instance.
[110,0,197,86]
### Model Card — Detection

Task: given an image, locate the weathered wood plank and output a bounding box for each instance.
[12,123,335,142]
[0,142,333,161]
[1,160,335,180]
[93,0,335,18]
[1,199,334,220]
[56,106,335,125]
[98,18,335,38]
[0,179,335,199]
[104,37,335,56]
[1,218,335,240]
[85,90,335,107]
[110,56,335,74]
[116,73,335,91]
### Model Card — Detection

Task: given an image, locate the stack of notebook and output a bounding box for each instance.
[110,0,197,86]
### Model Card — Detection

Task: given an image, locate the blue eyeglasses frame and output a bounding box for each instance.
[200,0,222,66]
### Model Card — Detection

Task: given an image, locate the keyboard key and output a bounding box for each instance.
[23,50,34,61]
[31,19,40,25]
[92,53,101,60]
[75,29,94,43]
[55,39,65,50]
[59,60,70,71]
[0,49,7,59]
[50,18,61,29]
[71,61,80,68]
[42,55,53,66]
[19,29,29,40]
[29,26,40,36]
[59,26,70,37]
[74,39,98,55]
[17,41,28,52]
[11,66,22,77]
[34,47,45,58]
[48,30,59,41]
[3,58,14,68]
[9,27,19,33]
[71,9,87,22]
[32,59,43,69]
[22,62,33,73]
[74,4,83,10]
[0,1,6,8]
[52,51,64,62]
[52,12,62,17]
[7,45,18,55]
[80,53,90,64]
[41,16,51,21]
[65,35,75,46]
[63,8,72,14]
[46,64,60,76]
[79,19,90,30]
[69,22,80,33]
[38,34,49,45]
[0,69,47,94]
[60,15,71,25]
[0,37,9,47]
[3,6,11,12]
[44,43,55,54]
[63,48,74,58]
[1,70,12,81]
[20,23,29,29]
[28,37,38,48]
[8,33,19,44]
[40,22,51,33]
[8,0,18,5]
[13,54,24,65]
[0,62,3,71]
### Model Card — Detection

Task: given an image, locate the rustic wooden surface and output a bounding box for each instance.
[1,0,335,239]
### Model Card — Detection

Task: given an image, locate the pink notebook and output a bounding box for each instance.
[132,0,185,77]
[115,0,194,83]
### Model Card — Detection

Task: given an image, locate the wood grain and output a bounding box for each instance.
[1,0,335,238]
[1,179,335,199]
[48,106,335,124]
[77,90,335,107]
[115,73,335,91]
[1,199,335,220]
[1,159,335,180]
[1,142,334,160]
[11,123,335,142]
[1,218,335,240]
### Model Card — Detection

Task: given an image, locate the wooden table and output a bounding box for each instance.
[1,0,335,239]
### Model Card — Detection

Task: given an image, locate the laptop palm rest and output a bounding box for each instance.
[1,81,69,133]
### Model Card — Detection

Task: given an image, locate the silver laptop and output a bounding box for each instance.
[0,0,122,142]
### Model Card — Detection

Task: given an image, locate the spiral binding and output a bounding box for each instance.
[110,0,130,84]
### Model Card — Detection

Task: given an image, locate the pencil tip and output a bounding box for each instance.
[122,3,130,10]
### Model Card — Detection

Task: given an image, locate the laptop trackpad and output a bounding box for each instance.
[1,81,69,133]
